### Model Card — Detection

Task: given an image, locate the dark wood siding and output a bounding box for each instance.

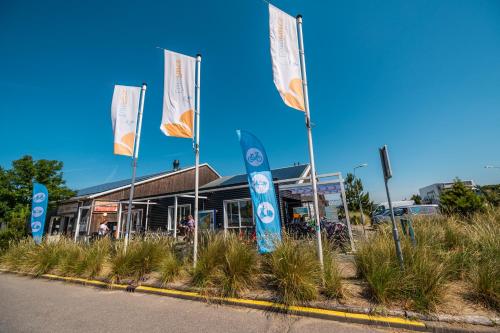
[95,165,219,201]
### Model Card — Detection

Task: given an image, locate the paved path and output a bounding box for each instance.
[0,273,406,333]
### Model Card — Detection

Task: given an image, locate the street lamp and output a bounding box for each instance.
[353,163,368,236]
[484,165,500,169]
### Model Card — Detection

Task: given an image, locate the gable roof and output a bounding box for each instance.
[75,163,219,198]
[200,164,310,190]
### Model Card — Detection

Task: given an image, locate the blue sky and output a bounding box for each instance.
[1,0,499,202]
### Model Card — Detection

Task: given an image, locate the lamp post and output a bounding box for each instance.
[354,163,368,237]
[484,165,500,169]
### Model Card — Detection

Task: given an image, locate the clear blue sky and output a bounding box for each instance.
[1,0,499,202]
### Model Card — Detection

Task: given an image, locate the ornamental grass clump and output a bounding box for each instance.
[26,239,68,276]
[265,236,321,305]
[157,250,182,286]
[400,242,449,312]
[322,243,344,299]
[57,241,87,277]
[82,237,111,278]
[216,234,258,297]
[354,228,401,303]
[192,233,258,297]
[109,238,168,283]
[0,239,37,272]
[466,210,500,310]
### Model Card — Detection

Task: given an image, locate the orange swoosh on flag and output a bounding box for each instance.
[280,78,305,111]
[164,109,194,138]
[114,132,135,156]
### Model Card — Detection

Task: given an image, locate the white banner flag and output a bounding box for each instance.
[161,50,196,138]
[269,4,304,111]
[111,85,141,156]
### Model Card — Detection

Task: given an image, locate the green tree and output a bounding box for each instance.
[410,194,422,205]
[439,179,485,216]
[345,173,373,215]
[0,155,75,243]
[478,184,500,207]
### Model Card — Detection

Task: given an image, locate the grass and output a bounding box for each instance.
[264,236,321,305]
[192,233,258,297]
[0,238,37,272]
[0,209,498,313]
[109,238,169,283]
[356,209,500,312]
[157,251,182,286]
[322,242,344,299]
[355,228,401,303]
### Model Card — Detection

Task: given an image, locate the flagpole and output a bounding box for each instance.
[193,54,201,268]
[124,83,147,252]
[296,14,324,269]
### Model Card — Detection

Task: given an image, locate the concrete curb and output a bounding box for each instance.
[1,270,497,333]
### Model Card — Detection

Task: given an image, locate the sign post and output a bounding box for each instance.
[379,145,404,269]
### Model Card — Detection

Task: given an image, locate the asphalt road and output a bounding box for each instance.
[0,273,405,333]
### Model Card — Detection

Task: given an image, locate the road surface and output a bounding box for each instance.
[0,273,405,333]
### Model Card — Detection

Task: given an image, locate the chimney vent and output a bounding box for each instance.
[173,160,180,171]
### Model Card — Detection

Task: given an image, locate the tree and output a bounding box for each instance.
[439,178,485,216]
[0,155,75,241]
[345,173,374,215]
[478,184,500,207]
[410,194,422,205]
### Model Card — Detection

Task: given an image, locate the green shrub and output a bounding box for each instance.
[264,236,320,305]
[0,228,24,252]
[439,179,485,216]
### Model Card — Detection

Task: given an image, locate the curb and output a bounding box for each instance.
[0,270,496,333]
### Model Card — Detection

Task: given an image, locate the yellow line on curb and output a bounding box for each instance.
[136,285,425,328]
[2,270,425,329]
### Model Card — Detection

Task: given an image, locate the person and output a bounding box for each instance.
[98,220,109,237]
[185,215,195,242]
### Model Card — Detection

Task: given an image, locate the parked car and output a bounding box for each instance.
[372,200,415,218]
[372,205,439,225]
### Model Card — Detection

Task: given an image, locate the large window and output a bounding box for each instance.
[224,199,255,231]
[168,204,192,231]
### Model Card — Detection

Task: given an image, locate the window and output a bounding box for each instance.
[168,204,191,231]
[224,199,255,231]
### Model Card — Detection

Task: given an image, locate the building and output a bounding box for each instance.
[418,180,477,204]
[48,164,220,239]
[48,163,350,240]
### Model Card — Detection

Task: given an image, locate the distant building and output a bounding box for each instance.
[419,180,477,204]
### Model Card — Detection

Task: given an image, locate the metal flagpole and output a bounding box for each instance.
[339,176,355,251]
[173,196,178,239]
[116,202,123,238]
[193,54,201,268]
[296,14,324,268]
[124,83,147,252]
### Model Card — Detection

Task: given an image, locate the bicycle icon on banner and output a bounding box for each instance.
[246,148,264,167]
